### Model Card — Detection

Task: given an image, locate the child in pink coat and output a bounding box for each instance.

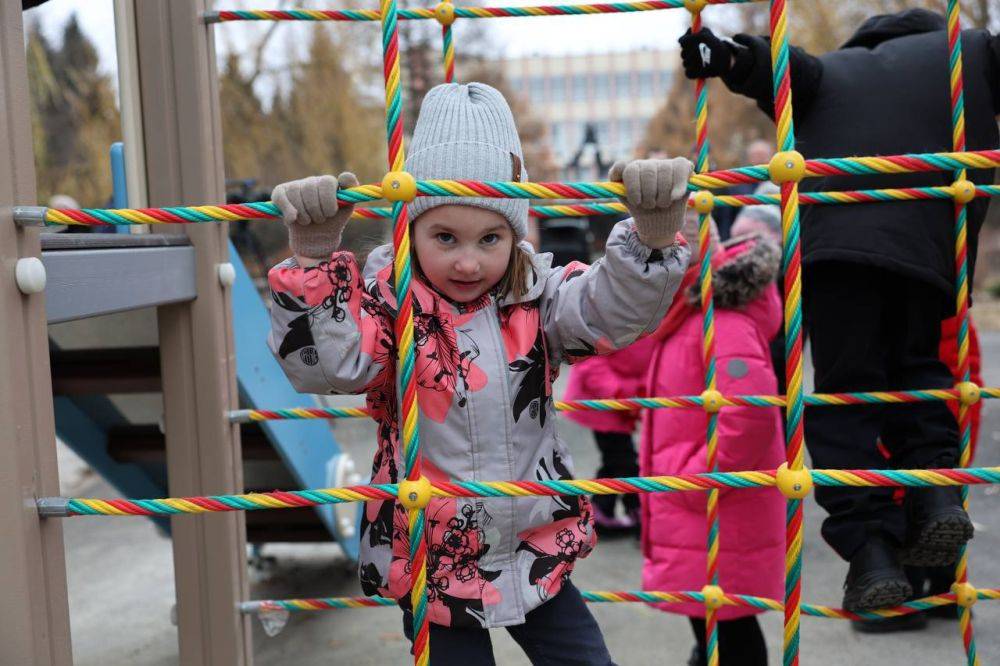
[641,227,785,666]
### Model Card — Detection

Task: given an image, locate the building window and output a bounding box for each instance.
[572,74,587,101]
[618,119,633,155]
[656,70,672,95]
[638,71,654,97]
[615,71,631,97]
[595,120,610,145]
[593,73,610,100]
[634,117,648,142]
[530,76,546,103]
[550,76,566,102]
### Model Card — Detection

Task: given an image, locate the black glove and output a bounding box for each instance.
[678,27,734,79]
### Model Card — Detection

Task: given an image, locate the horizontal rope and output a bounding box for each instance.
[44,466,1000,517]
[228,386,995,423]
[24,151,1000,227]
[365,183,1000,220]
[242,588,1000,620]
[206,1,760,24]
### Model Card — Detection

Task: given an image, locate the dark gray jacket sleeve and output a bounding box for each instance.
[722,33,824,124]
[541,220,690,364]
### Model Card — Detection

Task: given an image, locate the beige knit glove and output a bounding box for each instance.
[272,172,359,260]
[609,158,694,249]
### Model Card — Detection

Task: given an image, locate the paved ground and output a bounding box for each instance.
[63,334,1000,665]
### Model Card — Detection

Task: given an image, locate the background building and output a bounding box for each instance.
[504,48,676,175]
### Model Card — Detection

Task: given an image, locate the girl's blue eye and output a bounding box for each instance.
[481,233,499,245]
[436,232,456,244]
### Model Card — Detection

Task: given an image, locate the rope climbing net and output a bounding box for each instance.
[14,0,998,664]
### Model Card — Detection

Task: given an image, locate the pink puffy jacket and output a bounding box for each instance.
[640,236,786,620]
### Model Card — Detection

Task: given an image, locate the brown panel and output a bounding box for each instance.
[134,1,252,663]
[0,0,72,663]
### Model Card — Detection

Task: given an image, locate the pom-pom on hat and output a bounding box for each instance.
[405,82,529,240]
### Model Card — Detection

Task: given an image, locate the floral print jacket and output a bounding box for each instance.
[267,220,689,629]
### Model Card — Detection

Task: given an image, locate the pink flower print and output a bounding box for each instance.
[500,303,540,362]
[413,308,487,423]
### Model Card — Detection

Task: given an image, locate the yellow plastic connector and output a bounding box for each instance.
[950,179,976,204]
[683,0,707,13]
[434,1,456,27]
[775,462,813,499]
[692,190,715,214]
[952,582,978,608]
[398,476,433,510]
[701,584,726,610]
[382,171,417,203]
[701,389,724,414]
[956,381,981,407]
[768,151,806,184]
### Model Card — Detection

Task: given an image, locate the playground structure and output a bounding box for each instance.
[3,0,1000,665]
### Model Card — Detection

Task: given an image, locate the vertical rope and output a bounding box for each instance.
[767,1,805,664]
[689,9,721,665]
[442,25,455,82]
[435,1,456,83]
[946,2,979,663]
[441,16,455,81]
[379,0,429,662]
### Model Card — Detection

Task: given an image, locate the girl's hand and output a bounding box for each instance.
[609,158,693,249]
[272,172,359,260]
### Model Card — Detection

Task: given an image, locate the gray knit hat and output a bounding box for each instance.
[405,82,529,239]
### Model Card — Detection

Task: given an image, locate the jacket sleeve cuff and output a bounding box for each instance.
[724,34,758,86]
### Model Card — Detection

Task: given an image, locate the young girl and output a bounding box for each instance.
[640,214,784,666]
[266,82,692,664]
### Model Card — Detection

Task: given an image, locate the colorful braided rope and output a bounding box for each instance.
[243,589,1000,619]
[376,0,430,660]
[440,1,455,82]
[689,6,721,662]
[766,1,805,663]
[227,385,996,422]
[207,1,763,24]
[26,151,1000,227]
[946,3,979,663]
[53,467,1000,517]
[30,181,1000,228]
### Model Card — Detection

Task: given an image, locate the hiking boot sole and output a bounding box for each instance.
[843,577,912,612]
[901,512,974,566]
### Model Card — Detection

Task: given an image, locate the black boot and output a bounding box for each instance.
[851,565,929,632]
[843,534,912,612]
[924,565,963,619]
[901,486,974,566]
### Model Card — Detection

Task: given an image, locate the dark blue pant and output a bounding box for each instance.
[803,262,958,559]
[403,581,615,665]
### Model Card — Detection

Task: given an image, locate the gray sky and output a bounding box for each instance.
[26,0,691,85]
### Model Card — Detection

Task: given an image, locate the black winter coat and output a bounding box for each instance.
[721,10,1000,296]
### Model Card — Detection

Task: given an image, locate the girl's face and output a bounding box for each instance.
[412,205,514,303]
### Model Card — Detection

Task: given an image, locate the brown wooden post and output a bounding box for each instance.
[132,2,252,663]
[0,1,73,663]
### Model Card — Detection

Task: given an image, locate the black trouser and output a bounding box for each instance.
[688,616,767,666]
[592,431,640,514]
[402,581,615,665]
[803,262,959,560]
